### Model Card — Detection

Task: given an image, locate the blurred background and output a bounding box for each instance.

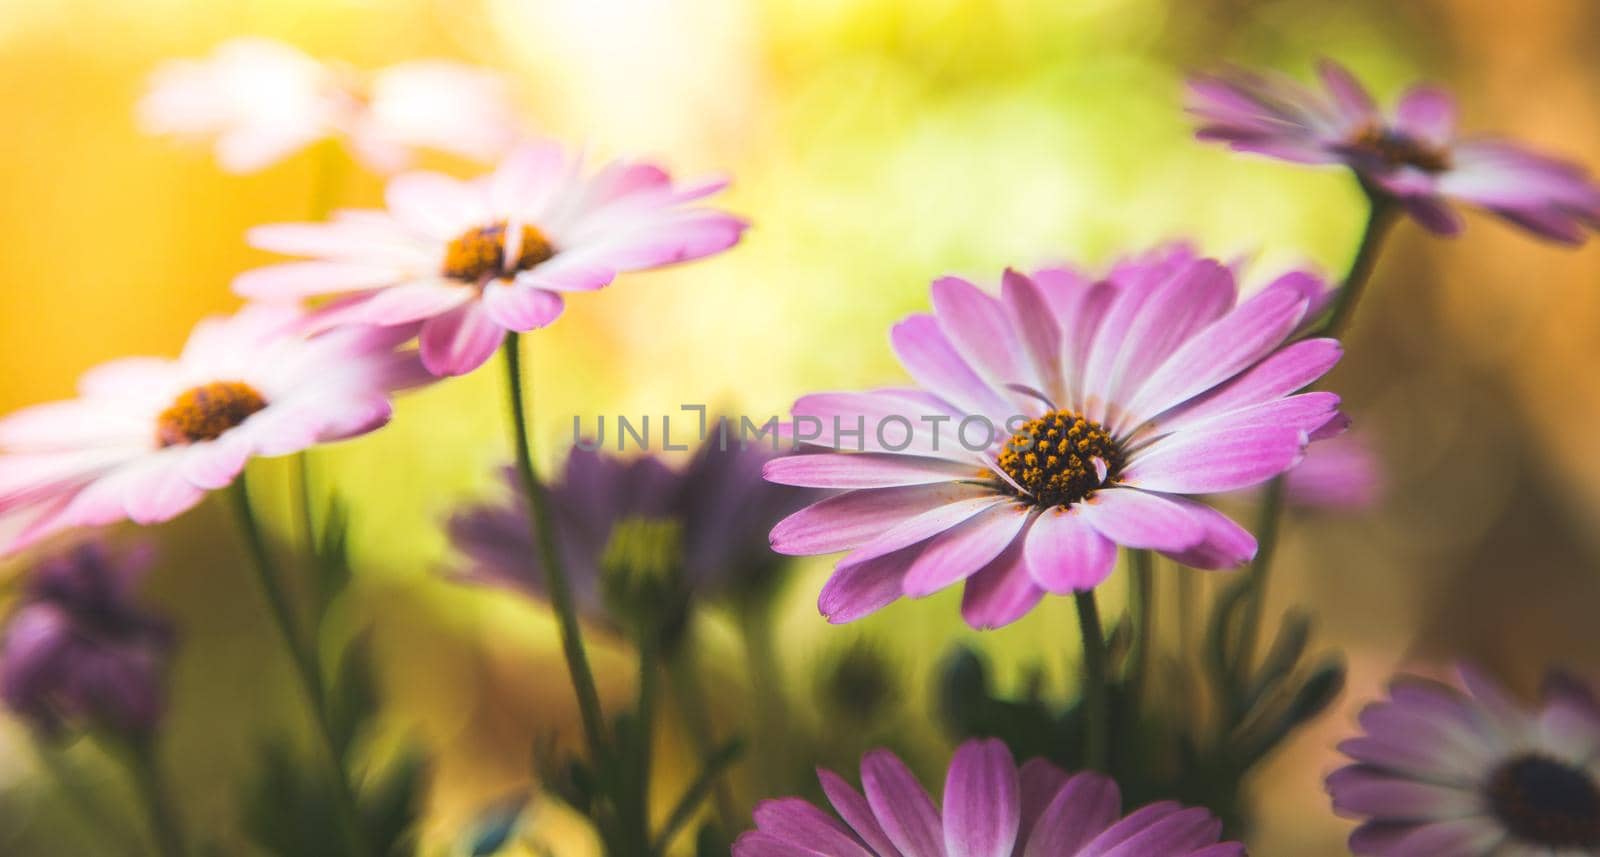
[1,0,1599,853]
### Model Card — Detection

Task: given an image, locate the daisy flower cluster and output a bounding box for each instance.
[0,32,1597,857]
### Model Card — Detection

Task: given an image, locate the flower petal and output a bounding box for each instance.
[419,302,505,377]
[1023,506,1119,593]
[943,739,1021,857]
[861,749,948,857]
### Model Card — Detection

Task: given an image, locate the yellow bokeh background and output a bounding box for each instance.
[2,0,1600,854]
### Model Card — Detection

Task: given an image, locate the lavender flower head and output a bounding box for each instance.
[1188,59,1600,242]
[1,542,174,737]
[449,428,813,636]
[1328,665,1600,855]
[736,738,1244,856]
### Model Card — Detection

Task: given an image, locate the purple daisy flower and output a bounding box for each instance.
[764,248,1342,629]
[1187,59,1600,242]
[449,431,812,629]
[1328,666,1600,855]
[1,541,174,737]
[735,738,1244,857]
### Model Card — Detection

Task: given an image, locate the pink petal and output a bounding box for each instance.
[943,739,1021,857]
[770,483,994,556]
[308,282,473,329]
[233,261,410,300]
[1000,270,1064,401]
[901,504,1031,597]
[1122,421,1313,495]
[1076,488,1206,553]
[960,536,1044,629]
[891,315,1014,423]
[481,282,565,331]
[419,302,506,377]
[385,171,485,238]
[1394,86,1456,148]
[1022,772,1122,857]
[763,453,977,489]
[821,768,901,855]
[1123,280,1309,426]
[1158,502,1256,570]
[752,799,876,857]
[1023,506,1119,593]
[838,495,1013,570]
[931,276,1036,395]
[1317,59,1378,125]
[1150,338,1341,436]
[819,544,920,624]
[861,749,947,857]
[731,832,828,857]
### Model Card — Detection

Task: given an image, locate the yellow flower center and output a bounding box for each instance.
[996,409,1123,507]
[442,221,555,283]
[1348,124,1451,173]
[155,381,267,447]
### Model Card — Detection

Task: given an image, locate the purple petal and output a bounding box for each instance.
[818,544,921,624]
[943,739,1021,857]
[1076,489,1206,553]
[1023,506,1119,593]
[861,749,948,857]
[838,496,1013,570]
[480,282,565,331]
[1316,59,1378,125]
[1151,338,1341,436]
[1157,501,1256,570]
[1394,86,1456,148]
[1022,771,1122,857]
[770,483,993,556]
[821,768,902,856]
[932,276,1038,397]
[891,315,1014,422]
[1122,421,1314,495]
[902,504,1031,598]
[959,537,1044,629]
[732,831,830,857]
[1016,759,1070,845]
[752,799,876,857]
[764,453,978,489]
[419,302,505,376]
[1401,196,1465,236]
[1124,278,1310,426]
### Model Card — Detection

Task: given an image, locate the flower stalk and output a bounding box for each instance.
[228,477,371,857]
[500,333,609,763]
[1074,589,1109,771]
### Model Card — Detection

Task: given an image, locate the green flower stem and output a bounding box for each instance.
[122,736,188,857]
[1237,476,1287,669]
[1315,185,1400,339]
[500,333,609,762]
[1129,550,1155,706]
[1074,590,1109,771]
[737,596,789,797]
[229,477,370,857]
[667,648,739,835]
[36,742,139,857]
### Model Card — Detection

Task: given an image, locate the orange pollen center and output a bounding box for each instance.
[155,381,267,447]
[996,409,1124,507]
[442,221,555,283]
[1348,124,1452,173]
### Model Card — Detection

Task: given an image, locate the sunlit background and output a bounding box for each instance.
[2,0,1599,853]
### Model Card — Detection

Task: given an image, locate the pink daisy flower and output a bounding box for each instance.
[138,38,524,173]
[0,306,428,554]
[1328,666,1600,856]
[764,248,1342,629]
[1187,59,1600,242]
[234,141,748,376]
[736,738,1244,857]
